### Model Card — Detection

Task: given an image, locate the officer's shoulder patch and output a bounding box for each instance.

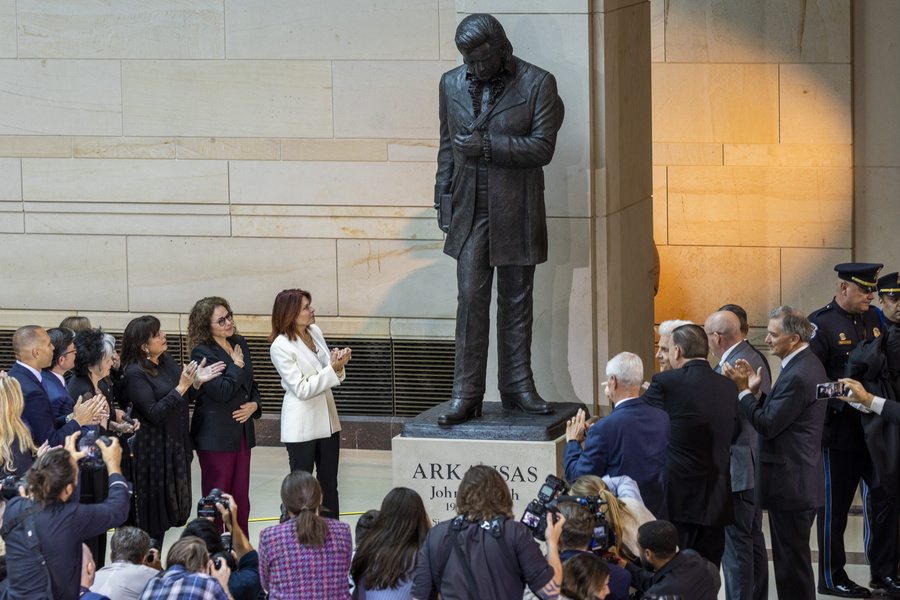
[810,321,819,340]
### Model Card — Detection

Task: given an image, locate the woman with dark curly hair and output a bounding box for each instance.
[121,315,224,543]
[350,487,430,599]
[560,553,610,600]
[412,465,565,600]
[187,296,262,534]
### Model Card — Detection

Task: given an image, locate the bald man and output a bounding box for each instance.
[705,311,772,600]
[8,325,103,447]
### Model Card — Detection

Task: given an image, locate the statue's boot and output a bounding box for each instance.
[438,397,483,426]
[500,390,554,415]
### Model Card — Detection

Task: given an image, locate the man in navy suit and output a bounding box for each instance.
[8,325,102,447]
[706,309,771,600]
[564,352,670,517]
[723,306,828,600]
[641,324,738,567]
[43,327,78,417]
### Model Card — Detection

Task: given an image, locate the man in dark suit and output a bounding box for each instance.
[434,13,564,425]
[722,306,827,600]
[8,325,102,447]
[705,310,771,600]
[564,352,670,517]
[641,324,738,567]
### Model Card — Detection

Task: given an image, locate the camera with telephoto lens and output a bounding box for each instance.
[555,494,617,556]
[520,474,567,541]
[78,430,112,470]
[197,488,229,518]
[2,474,27,500]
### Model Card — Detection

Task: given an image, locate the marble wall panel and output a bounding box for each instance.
[854,0,900,168]
[459,0,588,12]
[17,0,225,59]
[0,234,128,311]
[229,161,434,207]
[122,60,332,138]
[23,159,228,204]
[80,312,181,333]
[650,0,665,62]
[667,166,852,248]
[652,165,667,243]
[336,240,455,319]
[390,318,455,339]
[387,140,439,162]
[176,138,280,161]
[0,0,14,57]
[333,61,451,140]
[232,215,442,240]
[439,0,457,61]
[0,309,79,330]
[26,212,230,237]
[724,144,852,167]
[73,138,175,159]
[652,143,722,166]
[781,247,851,315]
[655,245,781,326]
[855,167,900,270]
[281,140,387,162]
[127,237,338,315]
[0,202,23,233]
[229,205,426,218]
[0,137,71,158]
[0,60,122,136]
[664,0,850,63]
[652,63,779,143]
[780,64,851,144]
[224,0,439,60]
[0,159,19,199]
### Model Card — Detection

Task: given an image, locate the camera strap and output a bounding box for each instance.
[450,528,482,600]
[0,499,58,600]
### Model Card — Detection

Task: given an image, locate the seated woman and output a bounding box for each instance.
[350,488,430,599]
[1,432,131,599]
[560,553,610,600]
[569,474,654,562]
[258,471,352,600]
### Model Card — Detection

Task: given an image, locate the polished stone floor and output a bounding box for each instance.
[147,446,872,600]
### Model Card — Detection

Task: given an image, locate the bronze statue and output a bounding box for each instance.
[434,14,565,426]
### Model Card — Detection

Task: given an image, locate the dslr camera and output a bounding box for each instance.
[197,488,229,518]
[557,494,617,555]
[520,474,567,541]
[1,474,27,500]
[78,430,112,470]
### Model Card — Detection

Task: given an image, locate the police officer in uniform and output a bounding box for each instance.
[809,263,900,598]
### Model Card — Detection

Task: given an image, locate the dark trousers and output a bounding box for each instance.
[817,446,897,586]
[769,508,816,600]
[723,489,769,600]
[196,436,252,533]
[453,168,536,399]
[673,521,726,567]
[285,431,341,518]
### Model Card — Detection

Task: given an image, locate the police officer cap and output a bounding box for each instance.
[835,262,883,292]
[877,272,900,297]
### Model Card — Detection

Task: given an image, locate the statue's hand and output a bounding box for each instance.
[453,131,483,157]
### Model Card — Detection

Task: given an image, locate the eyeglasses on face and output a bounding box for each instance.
[213,312,234,327]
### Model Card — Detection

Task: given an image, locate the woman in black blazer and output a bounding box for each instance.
[187,296,262,533]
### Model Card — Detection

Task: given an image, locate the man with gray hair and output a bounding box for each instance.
[656,319,693,372]
[706,310,770,600]
[564,352,670,517]
[722,306,827,600]
[91,527,159,600]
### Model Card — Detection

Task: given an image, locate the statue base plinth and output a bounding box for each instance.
[393,401,588,523]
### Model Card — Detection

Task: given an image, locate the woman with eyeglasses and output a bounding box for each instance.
[187,297,262,534]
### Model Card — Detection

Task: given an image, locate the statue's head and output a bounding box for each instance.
[455,14,513,82]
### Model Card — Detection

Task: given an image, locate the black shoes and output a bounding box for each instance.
[869,576,900,596]
[438,397,483,426]
[819,580,872,598]
[499,390,554,415]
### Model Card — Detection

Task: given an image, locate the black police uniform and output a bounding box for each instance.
[809,263,897,597]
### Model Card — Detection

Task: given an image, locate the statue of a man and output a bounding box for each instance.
[434,13,565,426]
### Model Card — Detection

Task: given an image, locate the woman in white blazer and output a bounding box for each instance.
[269,288,351,517]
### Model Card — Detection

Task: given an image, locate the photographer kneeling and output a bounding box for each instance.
[411,465,564,600]
[0,432,131,600]
[181,492,259,600]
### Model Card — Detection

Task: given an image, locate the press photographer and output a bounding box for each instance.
[0,431,131,600]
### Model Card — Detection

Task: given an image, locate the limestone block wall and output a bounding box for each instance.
[651,0,854,338]
[0,1,597,405]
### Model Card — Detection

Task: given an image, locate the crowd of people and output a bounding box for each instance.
[0,261,898,600]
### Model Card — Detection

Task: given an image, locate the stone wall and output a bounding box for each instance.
[651,0,854,338]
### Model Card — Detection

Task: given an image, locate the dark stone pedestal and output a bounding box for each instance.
[402,401,586,441]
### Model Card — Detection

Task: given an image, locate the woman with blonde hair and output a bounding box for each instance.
[569,474,654,560]
[0,376,38,482]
